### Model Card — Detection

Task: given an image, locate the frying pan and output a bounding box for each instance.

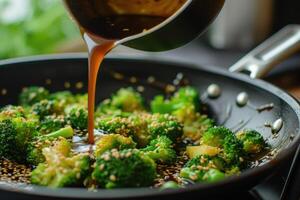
[0,27,300,200]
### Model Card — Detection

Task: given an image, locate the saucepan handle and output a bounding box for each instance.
[229,25,300,79]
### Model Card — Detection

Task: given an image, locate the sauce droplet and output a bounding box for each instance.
[207,84,221,98]
[272,118,283,134]
[236,92,249,107]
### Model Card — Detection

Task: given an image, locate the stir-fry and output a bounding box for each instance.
[0,86,267,189]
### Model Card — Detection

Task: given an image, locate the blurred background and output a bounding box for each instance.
[0,0,81,60]
[0,0,300,62]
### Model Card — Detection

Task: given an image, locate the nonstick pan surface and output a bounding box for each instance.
[0,54,299,200]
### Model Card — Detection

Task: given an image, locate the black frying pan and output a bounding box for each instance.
[0,52,299,200]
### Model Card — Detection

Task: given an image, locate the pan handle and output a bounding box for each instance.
[229,25,300,79]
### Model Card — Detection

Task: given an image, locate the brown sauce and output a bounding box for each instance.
[64,0,186,144]
[86,39,115,144]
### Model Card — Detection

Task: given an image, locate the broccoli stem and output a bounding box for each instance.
[41,126,74,139]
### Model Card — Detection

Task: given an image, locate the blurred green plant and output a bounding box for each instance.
[0,0,80,59]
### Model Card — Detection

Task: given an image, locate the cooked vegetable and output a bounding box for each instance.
[27,126,74,165]
[92,149,156,188]
[0,117,37,163]
[201,126,244,166]
[97,87,144,114]
[96,112,183,147]
[236,129,266,154]
[31,100,60,119]
[94,134,136,157]
[38,115,66,134]
[0,105,26,119]
[66,105,88,130]
[0,85,269,189]
[142,136,176,164]
[19,86,49,106]
[31,138,90,188]
[151,87,214,140]
[180,155,226,183]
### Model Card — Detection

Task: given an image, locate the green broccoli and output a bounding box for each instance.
[0,117,37,163]
[142,136,176,164]
[27,126,74,165]
[74,94,88,107]
[151,87,212,141]
[173,104,215,140]
[97,88,144,114]
[49,91,75,103]
[96,113,183,147]
[180,155,225,183]
[146,113,183,142]
[66,105,88,130]
[31,100,59,119]
[38,115,66,135]
[31,138,90,188]
[96,115,135,136]
[236,130,266,154]
[19,86,49,106]
[92,149,156,188]
[201,126,233,147]
[0,105,26,119]
[151,86,200,114]
[48,91,77,110]
[200,126,243,166]
[94,134,136,157]
[96,114,149,147]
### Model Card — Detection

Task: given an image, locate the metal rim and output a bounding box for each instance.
[0,53,300,199]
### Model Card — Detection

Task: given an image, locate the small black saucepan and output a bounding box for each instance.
[0,27,300,200]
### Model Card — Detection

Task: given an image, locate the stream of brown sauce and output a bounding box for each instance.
[86,39,115,144]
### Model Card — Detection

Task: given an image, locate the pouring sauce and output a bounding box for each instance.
[64,0,186,144]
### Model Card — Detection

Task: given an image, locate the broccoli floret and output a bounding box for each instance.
[96,114,149,147]
[48,91,77,110]
[173,104,215,140]
[92,149,156,188]
[31,100,59,119]
[74,94,88,107]
[0,118,37,163]
[110,88,144,112]
[147,113,183,142]
[200,127,244,166]
[222,135,244,164]
[201,126,233,147]
[97,88,144,114]
[0,105,26,119]
[66,105,88,130]
[96,113,183,147]
[94,134,136,157]
[19,86,49,106]
[151,87,212,141]
[49,91,75,103]
[31,138,90,188]
[96,115,134,136]
[180,155,225,183]
[27,126,74,165]
[38,115,66,135]
[142,136,176,164]
[151,86,200,114]
[236,130,266,154]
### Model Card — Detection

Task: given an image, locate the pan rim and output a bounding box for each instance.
[0,53,299,199]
